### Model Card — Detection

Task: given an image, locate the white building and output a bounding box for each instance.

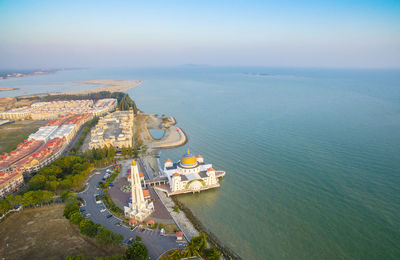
[161,150,226,196]
[28,126,58,142]
[124,160,154,222]
[49,124,76,142]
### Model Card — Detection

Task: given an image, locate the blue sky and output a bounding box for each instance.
[0,0,399,68]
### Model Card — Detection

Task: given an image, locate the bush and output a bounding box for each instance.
[96,226,123,247]
[204,247,221,260]
[125,242,149,260]
[79,219,99,237]
[64,203,80,219]
[70,211,84,225]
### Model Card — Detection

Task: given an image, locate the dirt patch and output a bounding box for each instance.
[0,120,47,153]
[0,204,124,260]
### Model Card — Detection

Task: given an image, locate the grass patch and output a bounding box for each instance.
[0,120,47,153]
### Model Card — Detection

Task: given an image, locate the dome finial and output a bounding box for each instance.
[186,149,190,155]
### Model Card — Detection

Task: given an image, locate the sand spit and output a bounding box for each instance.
[0,88,19,92]
[18,80,142,98]
[74,80,143,95]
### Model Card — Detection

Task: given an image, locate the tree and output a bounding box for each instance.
[6,194,22,206]
[70,211,84,225]
[95,226,123,246]
[183,233,207,257]
[168,249,183,260]
[64,203,80,219]
[125,242,149,260]
[173,205,180,213]
[127,146,133,157]
[204,247,221,260]
[0,199,12,216]
[121,145,127,157]
[108,145,116,159]
[29,174,46,190]
[79,219,99,237]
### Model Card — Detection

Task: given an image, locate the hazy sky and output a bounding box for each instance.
[0,0,399,68]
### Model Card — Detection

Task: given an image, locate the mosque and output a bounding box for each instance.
[161,150,225,195]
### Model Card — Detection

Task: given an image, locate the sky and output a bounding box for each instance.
[0,0,399,69]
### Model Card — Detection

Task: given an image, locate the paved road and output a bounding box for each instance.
[62,120,89,156]
[77,166,177,259]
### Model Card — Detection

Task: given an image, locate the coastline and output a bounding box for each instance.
[153,153,241,259]
[136,109,239,258]
[16,79,143,98]
[0,88,19,92]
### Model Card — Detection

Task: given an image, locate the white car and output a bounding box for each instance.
[100,208,106,213]
[96,200,102,204]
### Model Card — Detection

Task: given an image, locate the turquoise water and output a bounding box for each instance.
[1,67,399,259]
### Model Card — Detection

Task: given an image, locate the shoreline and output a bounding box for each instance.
[153,152,241,259]
[0,88,19,92]
[136,109,239,258]
[16,79,143,98]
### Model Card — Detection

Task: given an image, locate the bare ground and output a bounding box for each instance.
[0,204,124,260]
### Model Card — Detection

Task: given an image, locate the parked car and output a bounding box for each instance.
[106,214,113,218]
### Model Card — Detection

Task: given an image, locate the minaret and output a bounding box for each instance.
[131,160,145,211]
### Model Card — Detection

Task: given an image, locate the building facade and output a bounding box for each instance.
[161,150,226,196]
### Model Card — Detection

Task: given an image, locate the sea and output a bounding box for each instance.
[1,67,399,259]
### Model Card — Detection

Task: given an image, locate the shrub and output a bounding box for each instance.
[70,211,84,225]
[79,219,99,237]
[64,203,80,219]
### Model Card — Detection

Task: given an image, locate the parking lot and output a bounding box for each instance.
[77,165,178,259]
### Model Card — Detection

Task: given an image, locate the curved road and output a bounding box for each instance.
[77,166,177,259]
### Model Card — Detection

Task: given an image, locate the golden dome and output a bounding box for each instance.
[180,150,198,168]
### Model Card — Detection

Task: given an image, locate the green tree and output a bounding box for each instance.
[79,219,99,237]
[127,146,133,157]
[64,203,80,219]
[173,205,180,213]
[95,226,123,246]
[28,174,47,190]
[108,145,116,159]
[183,233,207,257]
[0,199,12,216]
[125,242,149,260]
[121,145,127,157]
[204,247,221,260]
[70,211,84,225]
[6,194,22,206]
